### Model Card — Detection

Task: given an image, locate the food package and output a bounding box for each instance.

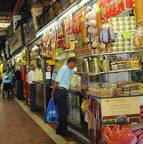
[81,99,87,114]
[135,0,143,24]
[135,26,143,49]
[88,87,112,97]
[99,24,115,44]
[70,75,81,90]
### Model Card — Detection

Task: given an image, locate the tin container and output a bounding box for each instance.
[112,47,119,52]
[124,41,130,47]
[119,25,125,32]
[124,46,130,51]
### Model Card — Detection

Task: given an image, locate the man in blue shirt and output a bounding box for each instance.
[51,57,78,137]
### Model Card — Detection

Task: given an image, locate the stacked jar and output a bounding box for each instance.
[109,16,136,52]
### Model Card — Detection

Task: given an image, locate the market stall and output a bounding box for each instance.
[26,0,143,142]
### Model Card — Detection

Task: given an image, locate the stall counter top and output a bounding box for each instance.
[88,94,143,99]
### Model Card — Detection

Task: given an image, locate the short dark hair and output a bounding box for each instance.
[67,57,77,64]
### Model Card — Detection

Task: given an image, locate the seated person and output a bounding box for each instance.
[2,70,11,98]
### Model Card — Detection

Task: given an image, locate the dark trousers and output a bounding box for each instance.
[3,83,11,98]
[30,84,36,110]
[54,88,68,134]
[16,80,23,99]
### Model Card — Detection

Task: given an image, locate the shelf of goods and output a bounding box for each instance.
[72,4,143,144]
[30,0,143,142]
[80,49,143,58]
[88,68,141,76]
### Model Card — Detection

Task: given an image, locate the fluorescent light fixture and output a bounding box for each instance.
[16,53,21,58]
[0,23,11,28]
[36,20,57,37]
[79,0,90,7]
[32,45,38,50]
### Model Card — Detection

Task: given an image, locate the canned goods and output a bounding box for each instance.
[118,42,124,47]
[113,27,119,33]
[118,47,124,52]
[118,17,124,22]
[112,17,118,23]
[112,47,119,52]
[119,21,125,27]
[130,46,136,51]
[124,41,130,47]
[130,16,135,22]
[131,32,135,37]
[112,42,118,47]
[113,22,119,27]
[130,39,134,46]
[118,37,124,42]
[125,20,130,26]
[124,17,130,22]
[131,24,136,30]
[119,26,125,31]
[125,25,131,31]
[124,46,130,51]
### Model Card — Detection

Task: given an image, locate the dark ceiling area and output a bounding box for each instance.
[0,0,17,22]
[0,0,31,52]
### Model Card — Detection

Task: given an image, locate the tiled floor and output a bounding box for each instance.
[0,91,81,144]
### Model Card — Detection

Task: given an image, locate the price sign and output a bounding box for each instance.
[122,31,131,39]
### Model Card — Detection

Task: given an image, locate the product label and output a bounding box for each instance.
[122,31,131,39]
[102,97,140,117]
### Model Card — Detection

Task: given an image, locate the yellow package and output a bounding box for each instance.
[81,99,87,114]
[135,0,143,24]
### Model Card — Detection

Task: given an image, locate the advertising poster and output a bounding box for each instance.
[102,97,142,144]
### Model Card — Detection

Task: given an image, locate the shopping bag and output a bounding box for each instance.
[45,98,59,123]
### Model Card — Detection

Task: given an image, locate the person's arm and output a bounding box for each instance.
[51,81,59,96]
[51,67,65,98]
[74,72,84,75]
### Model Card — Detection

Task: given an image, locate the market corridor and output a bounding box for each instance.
[0,91,79,144]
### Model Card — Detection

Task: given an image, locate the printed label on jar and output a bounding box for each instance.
[118,47,125,52]
[124,46,130,51]
[112,47,119,52]
[118,42,124,47]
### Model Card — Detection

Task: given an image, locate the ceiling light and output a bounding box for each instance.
[79,0,90,7]
[0,23,11,28]
[36,20,57,37]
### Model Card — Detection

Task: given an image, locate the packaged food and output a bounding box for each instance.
[135,0,143,24]
[99,24,115,44]
[135,26,143,49]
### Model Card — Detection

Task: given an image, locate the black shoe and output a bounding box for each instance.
[56,131,71,137]
[30,108,41,112]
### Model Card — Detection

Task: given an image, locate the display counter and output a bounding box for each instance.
[35,81,44,110]
[88,94,143,144]
[67,90,88,137]
[23,81,30,104]
[67,90,83,127]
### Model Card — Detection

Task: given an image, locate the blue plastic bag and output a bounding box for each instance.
[45,98,59,123]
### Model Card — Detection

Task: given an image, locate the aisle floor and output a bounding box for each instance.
[0,92,80,144]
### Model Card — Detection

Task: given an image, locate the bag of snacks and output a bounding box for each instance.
[135,26,143,49]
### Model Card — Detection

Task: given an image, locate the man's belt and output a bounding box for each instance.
[57,87,67,91]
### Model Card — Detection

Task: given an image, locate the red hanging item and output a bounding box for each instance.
[21,67,26,81]
[99,0,135,23]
